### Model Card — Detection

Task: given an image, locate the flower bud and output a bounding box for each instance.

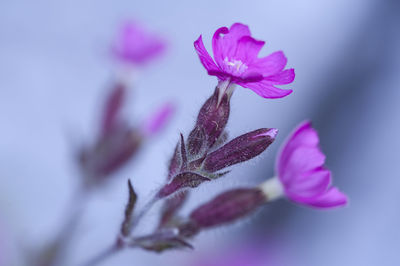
[79,126,142,184]
[101,83,125,136]
[203,128,278,172]
[187,126,207,157]
[189,188,266,228]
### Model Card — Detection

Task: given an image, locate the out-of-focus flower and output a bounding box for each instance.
[194,23,294,99]
[260,121,348,208]
[78,84,174,187]
[112,21,166,65]
[141,102,175,137]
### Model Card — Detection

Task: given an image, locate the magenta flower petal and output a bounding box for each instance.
[112,21,166,65]
[212,26,230,66]
[238,80,293,98]
[303,187,348,208]
[194,35,221,74]
[248,51,288,76]
[235,36,265,63]
[286,168,331,197]
[142,102,175,137]
[276,121,348,209]
[277,121,319,175]
[264,69,295,84]
[212,24,251,64]
[194,23,294,99]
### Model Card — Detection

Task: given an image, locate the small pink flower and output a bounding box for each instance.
[112,21,166,65]
[141,102,175,137]
[271,121,348,208]
[194,23,294,99]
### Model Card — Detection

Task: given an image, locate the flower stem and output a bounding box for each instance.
[129,195,159,231]
[36,186,89,266]
[258,176,284,201]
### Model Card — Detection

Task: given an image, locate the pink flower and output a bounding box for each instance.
[141,102,175,137]
[112,21,166,65]
[272,121,348,208]
[194,23,294,99]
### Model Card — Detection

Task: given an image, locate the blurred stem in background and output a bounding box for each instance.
[29,21,172,266]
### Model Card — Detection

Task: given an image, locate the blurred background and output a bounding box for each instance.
[0,0,399,265]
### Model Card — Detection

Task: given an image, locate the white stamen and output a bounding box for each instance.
[258,177,284,201]
[223,57,248,75]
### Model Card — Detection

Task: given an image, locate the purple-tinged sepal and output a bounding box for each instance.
[120,179,137,237]
[187,126,207,158]
[130,228,193,253]
[167,144,181,180]
[157,172,210,198]
[203,128,278,172]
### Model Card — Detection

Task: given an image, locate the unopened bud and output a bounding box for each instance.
[190,188,266,228]
[79,127,141,184]
[101,83,125,136]
[203,128,278,172]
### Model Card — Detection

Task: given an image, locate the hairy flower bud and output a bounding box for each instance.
[203,128,278,172]
[187,126,207,157]
[189,188,266,228]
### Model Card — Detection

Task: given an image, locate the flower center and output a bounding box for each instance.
[223,57,248,75]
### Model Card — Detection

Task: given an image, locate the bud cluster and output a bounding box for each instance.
[157,87,277,198]
[117,85,279,253]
